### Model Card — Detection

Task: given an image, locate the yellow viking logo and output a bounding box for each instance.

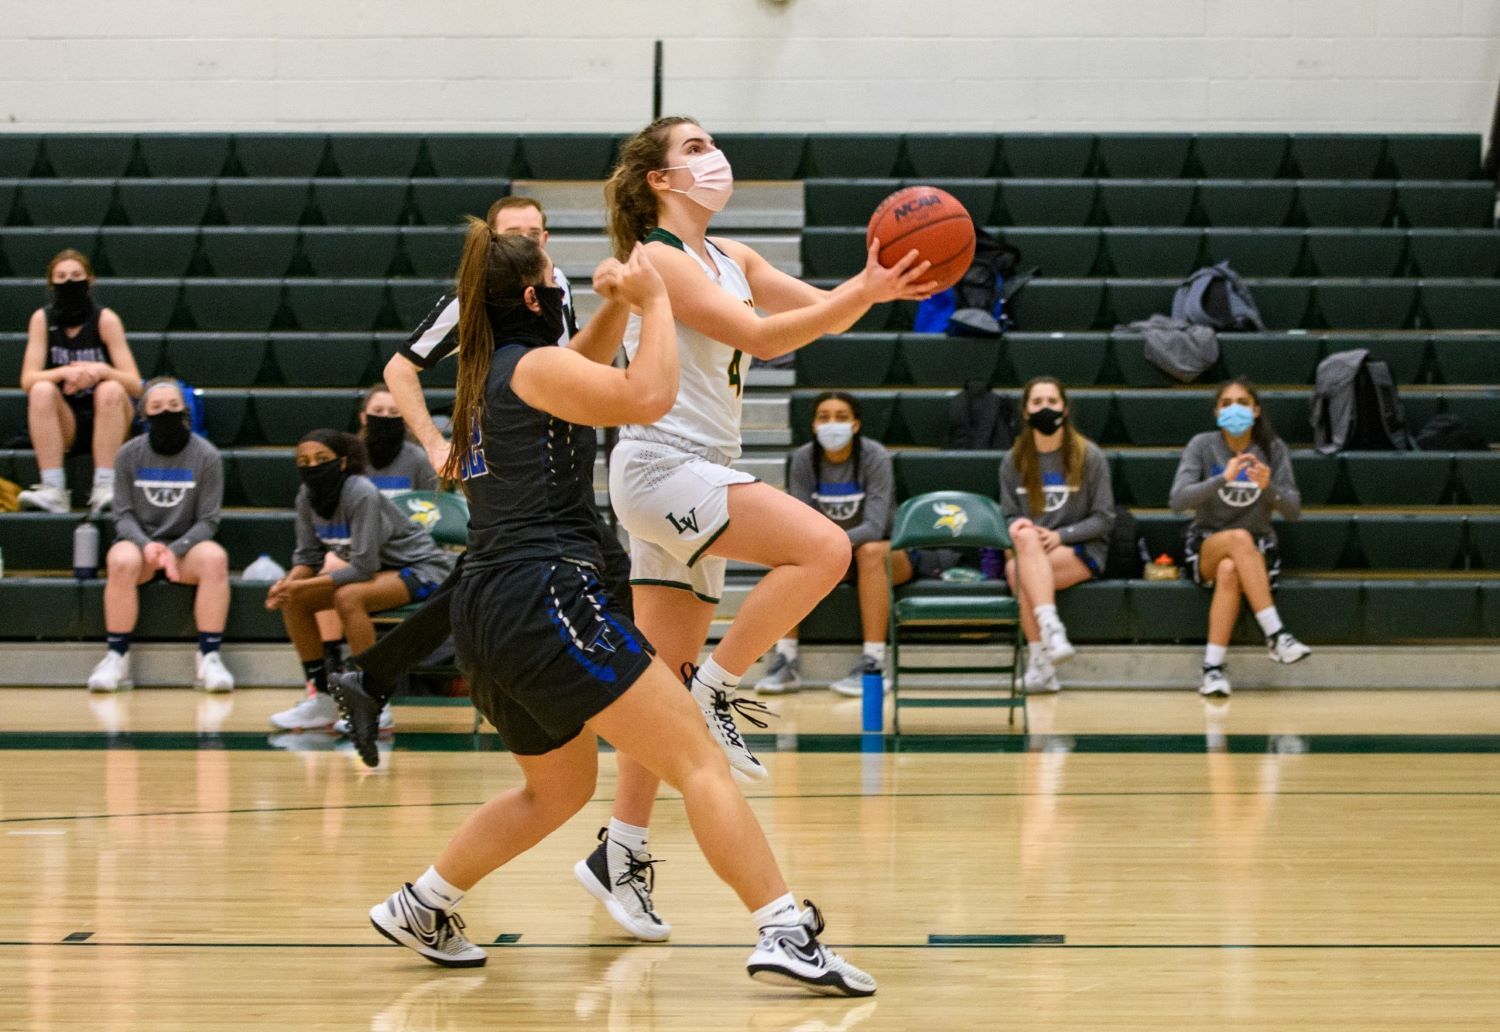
[404,498,440,529]
[932,502,969,536]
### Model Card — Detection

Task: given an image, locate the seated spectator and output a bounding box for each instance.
[18,249,142,514]
[87,378,233,693]
[265,430,456,731]
[1000,377,1115,695]
[1170,378,1311,699]
[756,391,914,696]
[359,382,438,497]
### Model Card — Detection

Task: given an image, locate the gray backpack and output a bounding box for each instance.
[1171,261,1266,332]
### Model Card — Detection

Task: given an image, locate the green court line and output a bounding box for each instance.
[4,790,1498,827]
[0,730,1496,754]
[929,934,1065,945]
[1,939,1497,951]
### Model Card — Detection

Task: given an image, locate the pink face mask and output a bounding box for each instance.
[660,149,734,212]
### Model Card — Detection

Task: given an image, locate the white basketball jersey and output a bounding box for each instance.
[621,237,754,460]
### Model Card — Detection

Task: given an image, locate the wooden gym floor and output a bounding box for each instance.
[1,686,1498,1030]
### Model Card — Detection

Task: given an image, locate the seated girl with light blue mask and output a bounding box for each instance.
[1169,377,1312,699]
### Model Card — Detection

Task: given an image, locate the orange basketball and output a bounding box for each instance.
[866,185,977,291]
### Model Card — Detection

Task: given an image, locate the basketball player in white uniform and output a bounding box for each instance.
[571,116,934,941]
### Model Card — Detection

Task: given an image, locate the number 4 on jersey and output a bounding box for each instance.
[727,349,743,397]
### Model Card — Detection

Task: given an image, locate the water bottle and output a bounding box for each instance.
[73,520,99,580]
[861,668,883,733]
[979,546,1003,580]
[243,553,287,581]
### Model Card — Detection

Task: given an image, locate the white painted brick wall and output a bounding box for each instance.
[0,0,1496,134]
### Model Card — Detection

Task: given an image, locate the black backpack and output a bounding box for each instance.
[945,380,1014,450]
[1349,358,1415,450]
[1102,504,1146,580]
[1415,413,1489,451]
[948,232,1031,337]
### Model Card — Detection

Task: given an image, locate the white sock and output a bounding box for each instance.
[93,467,114,490]
[698,655,741,693]
[752,892,799,931]
[1204,643,1228,668]
[1254,607,1283,638]
[1027,642,1047,668]
[774,638,799,661]
[862,642,886,664]
[1034,604,1060,628]
[411,866,466,914]
[607,817,649,856]
[41,467,66,491]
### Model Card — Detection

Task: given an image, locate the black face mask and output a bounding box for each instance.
[299,458,349,520]
[364,414,407,470]
[486,285,566,348]
[51,279,95,328]
[1026,406,1066,435]
[146,410,191,456]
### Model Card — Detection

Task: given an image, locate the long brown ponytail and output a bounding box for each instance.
[442,217,547,480]
[604,115,698,261]
[1010,377,1092,511]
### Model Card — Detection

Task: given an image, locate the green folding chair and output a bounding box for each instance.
[888,491,1024,734]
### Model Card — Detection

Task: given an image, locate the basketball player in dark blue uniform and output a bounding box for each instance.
[365,225,875,997]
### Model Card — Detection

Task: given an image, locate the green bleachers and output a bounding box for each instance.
[794,332,1498,388]
[0,131,1492,654]
[802,227,1500,282]
[803,179,1495,230]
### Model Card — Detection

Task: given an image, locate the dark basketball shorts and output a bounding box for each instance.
[1183,527,1282,590]
[452,558,655,756]
[398,566,444,602]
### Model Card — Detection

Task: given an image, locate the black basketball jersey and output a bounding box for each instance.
[459,342,606,572]
[45,307,110,400]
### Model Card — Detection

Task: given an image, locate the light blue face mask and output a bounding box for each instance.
[1216,403,1255,436]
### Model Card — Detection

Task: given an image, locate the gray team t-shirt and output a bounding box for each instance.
[112,433,224,558]
[999,441,1116,571]
[292,474,455,588]
[1169,431,1301,538]
[787,437,895,548]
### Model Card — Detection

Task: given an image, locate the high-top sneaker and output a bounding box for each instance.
[573,826,671,941]
[369,883,486,968]
[746,900,876,997]
[685,663,772,783]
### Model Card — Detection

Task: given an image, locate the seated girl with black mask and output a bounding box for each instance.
[265,429,455,732]
[359,382,438,497]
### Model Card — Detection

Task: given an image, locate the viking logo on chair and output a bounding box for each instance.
[404,497,440,530]
[932,502,969,536]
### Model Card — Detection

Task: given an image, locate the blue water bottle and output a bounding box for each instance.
[861,667,883,733]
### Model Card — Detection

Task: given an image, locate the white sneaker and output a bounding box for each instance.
[687,665,772,784]
[87,651,132,693]
[1267,631,1311,665]
[1200,666,1232,698]
[369,884,487,968]
[18,483,69,513]
[754,652,803,695]
[829,654,889,698]
[747,901,876,997]
[87,483,113,515]
[195,651,235,693]
[573,827,672,941]
[1039,620,1076,665]
[1023,647,1060,694]
[268,691,341,730]
[334,705,393,736]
